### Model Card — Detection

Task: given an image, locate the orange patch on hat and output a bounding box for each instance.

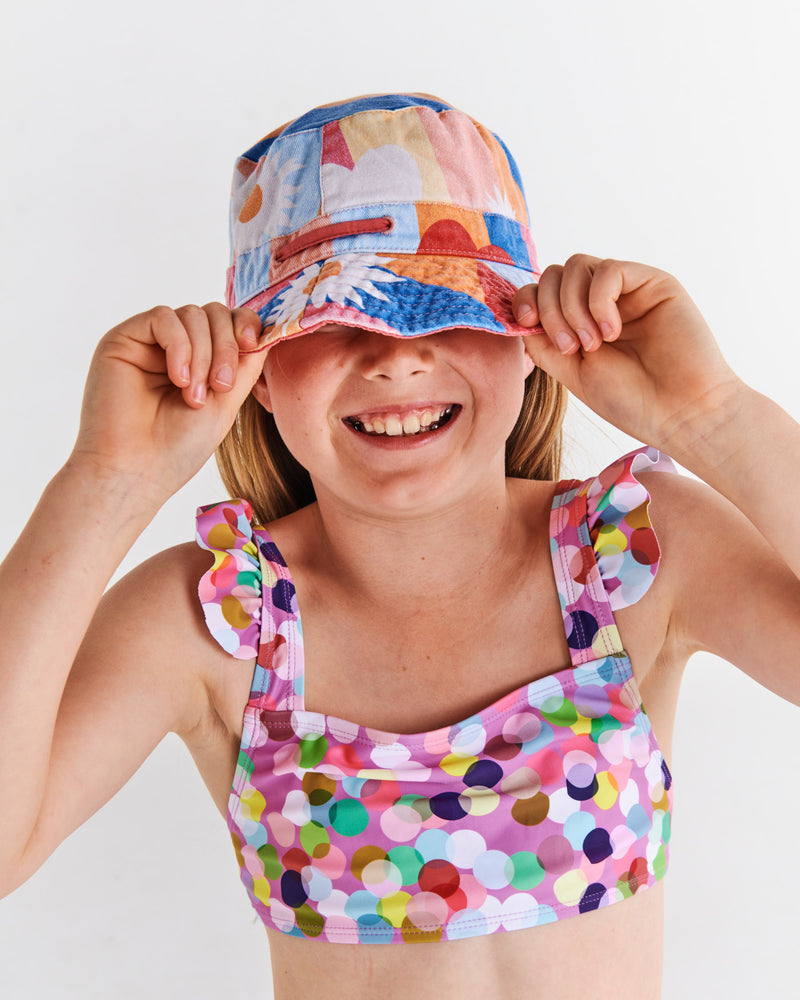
[377,254,483,300]
[239,184,263,223]
[416,203,490,252]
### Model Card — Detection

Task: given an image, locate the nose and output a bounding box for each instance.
[358,333,435,381]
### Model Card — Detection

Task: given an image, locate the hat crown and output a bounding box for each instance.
[228,95,537,311]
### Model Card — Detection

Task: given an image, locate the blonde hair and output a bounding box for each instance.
[215,366,567,526]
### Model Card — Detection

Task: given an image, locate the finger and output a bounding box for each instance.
[535,265,581,355]
[559,254,606,351]
[143,305,193,389]
[203,302,243,393]
[175,304,214,406]
[231,307,262,351]
[586,259,625,342]
[511,283,545,330]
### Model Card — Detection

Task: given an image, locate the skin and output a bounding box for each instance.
[1,255,799,1000]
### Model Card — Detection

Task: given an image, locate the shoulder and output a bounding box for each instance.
[105,541,224,662]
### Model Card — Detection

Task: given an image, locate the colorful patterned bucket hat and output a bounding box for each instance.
[226,94,542,349]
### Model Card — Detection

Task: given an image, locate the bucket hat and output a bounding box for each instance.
[226,94,541,349]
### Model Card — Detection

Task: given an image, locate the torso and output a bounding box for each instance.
[184,473,685,1000]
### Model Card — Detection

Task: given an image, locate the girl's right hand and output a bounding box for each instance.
[71,303,267,501]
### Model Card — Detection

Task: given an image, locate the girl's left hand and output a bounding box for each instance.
[513,255,742,450]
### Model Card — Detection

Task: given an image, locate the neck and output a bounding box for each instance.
[293,475,552,603]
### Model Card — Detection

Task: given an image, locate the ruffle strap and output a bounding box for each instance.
[581,446,677,611]
[196,499,263,660]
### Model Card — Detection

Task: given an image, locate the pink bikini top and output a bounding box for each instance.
[196,446,675,944]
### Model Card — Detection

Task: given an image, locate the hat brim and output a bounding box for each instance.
[240,252,541,350]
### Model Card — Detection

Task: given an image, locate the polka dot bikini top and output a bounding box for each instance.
[195,446,676,944]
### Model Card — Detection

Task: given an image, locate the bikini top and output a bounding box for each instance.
[195,446,676,944]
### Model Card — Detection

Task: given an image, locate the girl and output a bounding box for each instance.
[1,93,798,1000]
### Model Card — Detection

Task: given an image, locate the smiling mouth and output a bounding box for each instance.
[344,404,459,437]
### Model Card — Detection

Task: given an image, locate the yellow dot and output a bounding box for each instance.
[459,787,500,816]
[594,771,619,810]
[596,524,628,553]
[377,891,412,928]
[207,523,238,550]
[222,594,252,630]
[570,714,592,736]
[440,753,478,776]
[241,787,266,821]
[554,869,588,906]
[591,624,622,657]
[252,877,271,904]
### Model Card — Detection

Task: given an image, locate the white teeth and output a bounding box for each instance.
[384,416,403,436]
[347,405,455,437]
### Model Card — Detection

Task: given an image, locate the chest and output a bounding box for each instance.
[297,557,572,734]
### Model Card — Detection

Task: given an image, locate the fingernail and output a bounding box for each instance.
[216,365,233,387]
[192,382,207,403]
[601,322,614,340]
[180,364,190,385]
[515,304,533,321]
[242,326,258,347]
[555,331,576,353]
[576,328,594,349]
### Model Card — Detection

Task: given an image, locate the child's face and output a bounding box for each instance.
[252,324,534,517]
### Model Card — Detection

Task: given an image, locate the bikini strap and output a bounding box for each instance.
[549,446,676,666]
[196,499,304,712]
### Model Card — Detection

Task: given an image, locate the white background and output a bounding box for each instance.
[1,1,799,997]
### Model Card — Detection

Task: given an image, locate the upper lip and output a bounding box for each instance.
[342,401,457,420]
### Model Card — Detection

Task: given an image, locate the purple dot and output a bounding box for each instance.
[280,869,308,909]
[583,827,613,863]
[579,882,607,913]
[463,759,503,788]
[536,835,575,875]
[566,610,598,651]
[429,792,468,821]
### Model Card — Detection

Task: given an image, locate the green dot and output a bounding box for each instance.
[299,733,328,768]
[257,842,281,880]
[591,714,622,741]
[329,799,369,837]
[300,821,330,858]
[616,875,634,900]
[652,844,667,881]
[295,903,325,937]
[505,851,545,890]
[387,846,424,886]
[237,570,260,589]
[237,749,255,778]
[541,696,578,727]
[661,811,671,844]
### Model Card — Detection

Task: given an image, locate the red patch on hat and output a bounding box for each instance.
[417,219,477,255]
[321,120,355,169]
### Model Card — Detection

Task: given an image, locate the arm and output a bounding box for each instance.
[0,303,265,893]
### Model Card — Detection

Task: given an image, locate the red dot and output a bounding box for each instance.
[282,848,310,873]
[418,859,460,898]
